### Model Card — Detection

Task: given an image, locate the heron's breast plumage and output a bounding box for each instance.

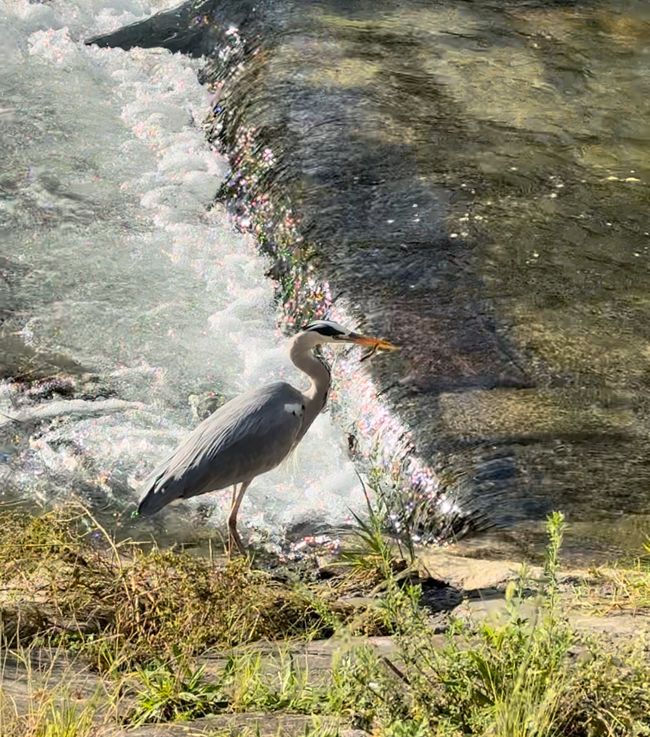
[283,402,304,417]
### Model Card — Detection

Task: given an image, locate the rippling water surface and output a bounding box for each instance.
[2,0,650,562]
[0,0,365,547]
[88,0,650,562]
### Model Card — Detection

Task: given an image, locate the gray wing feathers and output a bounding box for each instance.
[138,382,304,515]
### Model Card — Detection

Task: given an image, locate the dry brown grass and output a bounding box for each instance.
[1,506,648,737]
[0,506,365,668]
[567,540,650,616]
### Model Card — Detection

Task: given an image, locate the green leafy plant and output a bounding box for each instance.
[129,657,227,725]
[355,510,650,737]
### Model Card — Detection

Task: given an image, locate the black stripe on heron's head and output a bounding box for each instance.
[302,320,347,338]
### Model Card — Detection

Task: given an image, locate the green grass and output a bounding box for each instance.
[122,511,649,736]
[129,658,227,725]
[355,511,650,737]
[0,644,108,737]
[0,505,373,668]
[1,505,648,737]
[126,642,381,727]
[573,539,650,615]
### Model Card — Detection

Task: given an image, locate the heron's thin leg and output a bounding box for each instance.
[228,480,251,556]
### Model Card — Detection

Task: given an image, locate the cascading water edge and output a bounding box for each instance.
[86,0,650,564]
[0,0,380,553]
[8,0,650,564]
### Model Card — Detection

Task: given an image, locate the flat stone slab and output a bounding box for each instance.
[416,549,536,592]
[0,648,106,716]
[108,713,363,737]
[199,635,405,683]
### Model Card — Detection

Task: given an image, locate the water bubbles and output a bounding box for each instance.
[1,0,363,544]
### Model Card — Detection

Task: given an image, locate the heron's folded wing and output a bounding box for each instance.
[138,382,304,515]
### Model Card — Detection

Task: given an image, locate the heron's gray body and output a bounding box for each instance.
[135,320,384,552]
[138,381,305,516]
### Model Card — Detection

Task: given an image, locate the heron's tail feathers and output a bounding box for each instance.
[137,467,182,516]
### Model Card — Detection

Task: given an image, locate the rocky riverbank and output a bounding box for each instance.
[1,506,648,736]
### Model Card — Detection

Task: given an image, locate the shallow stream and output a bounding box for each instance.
[2,0,649,562]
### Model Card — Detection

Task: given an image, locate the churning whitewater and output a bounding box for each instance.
[0,0,365,546]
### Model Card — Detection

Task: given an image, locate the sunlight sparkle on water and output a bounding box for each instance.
[0,0,365,545]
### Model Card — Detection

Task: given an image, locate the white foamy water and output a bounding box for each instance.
[0,0,364,544]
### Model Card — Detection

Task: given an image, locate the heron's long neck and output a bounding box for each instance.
[289,339,331,437]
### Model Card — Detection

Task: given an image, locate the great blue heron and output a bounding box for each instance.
[137,320,398,552]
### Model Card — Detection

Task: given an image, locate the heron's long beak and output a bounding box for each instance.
[344,333,400,352]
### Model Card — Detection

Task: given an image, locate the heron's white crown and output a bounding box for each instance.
[301,319,349,341]
[303,320,350,338]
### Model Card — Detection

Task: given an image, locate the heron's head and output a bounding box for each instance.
[299,320,399,353]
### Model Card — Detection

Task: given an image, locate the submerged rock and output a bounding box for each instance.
[188,390,227,421]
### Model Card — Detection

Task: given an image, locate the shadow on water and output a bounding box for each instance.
[89,0,650,561]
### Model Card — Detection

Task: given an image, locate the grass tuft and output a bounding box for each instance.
[1,505,648,737]
[129,658,227,725]
[347,510,650,737]
[0,644,108,737]
[0,506,354,667]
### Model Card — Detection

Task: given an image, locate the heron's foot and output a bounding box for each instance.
[227,522,246,557]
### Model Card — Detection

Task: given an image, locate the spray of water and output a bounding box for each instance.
[0,0,365,547]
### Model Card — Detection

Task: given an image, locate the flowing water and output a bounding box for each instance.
[90,0,650,563]
[2,0,650,562]
[0,0,365,549]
